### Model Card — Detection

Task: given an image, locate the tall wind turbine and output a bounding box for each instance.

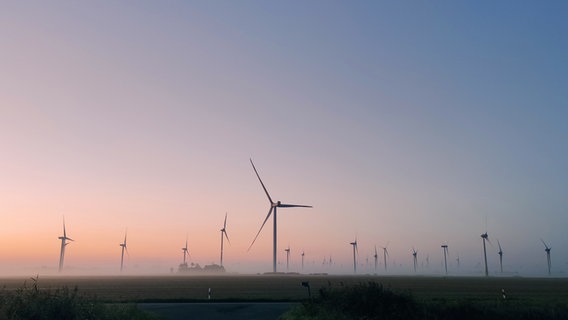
[497,240,503,273]
[374,246,378,272]
[58,217,74,272]
[541,239,551,276]
[248,159,312,273]
[350,239,358,274]
[220,213,230,267]
[301,251,305,270]
[441,244,449,275]
[481,232,489,277]
[412,248,418,273]
[382,245,389,272]
[285,246,291,272]
[119,229,128,272]
[181,236,189,265]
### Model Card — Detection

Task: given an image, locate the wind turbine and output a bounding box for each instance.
[301,251,305,270]
[441,244,449,275]
[350,238,358,274]
[181,236,189,265]
[248,159,312,273]
[481,232,490,277]
[412,248,418,273]
[497,240,503,273]
[119,229,128,272]
[220,213,230,267]
[381,245,389,272]
[374,246,378,272]
[285,246,291,272]
[541,239,551,276]
[58,217,74,272]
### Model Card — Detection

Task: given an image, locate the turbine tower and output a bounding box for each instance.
[220,213,230,267]
[181,236,189,265]
[301,251,305,270]
[119,230,128,272]
[58,217,74,272]
[541,239,551,276]
[248,159,312,273]
[497,240,503,273]
[350,238,358,274]
[374,246,378,272]
[412,248,418,273]
[441,244,449,275]
[285,246,291,272]
[481,232,489,277]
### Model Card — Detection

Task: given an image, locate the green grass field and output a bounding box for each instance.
[1,275,566,304]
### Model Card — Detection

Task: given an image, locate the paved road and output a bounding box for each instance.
[138,302,298,320]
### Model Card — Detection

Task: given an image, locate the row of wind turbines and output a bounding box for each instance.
[245,158,555,276]
[348,234,553,276]
[56,159,556,276]
[56,212,232,273]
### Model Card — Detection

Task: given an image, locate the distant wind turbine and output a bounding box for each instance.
[181,236,189,265]
[497,240,503,273]
[481,232,490,277]
[541,239,551,276]
[350,238,358,274]
[301,251,305,270]
[119,229,128,272]
[248,159,312,273]
[441,244,449,275]
[58,217,74,272]
[412,248,418,273]
[382,245,389,272]
[220,213,230,267]
[374,246,378,272]
[285,246,291,272]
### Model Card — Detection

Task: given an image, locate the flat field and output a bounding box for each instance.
[0,274,566,304]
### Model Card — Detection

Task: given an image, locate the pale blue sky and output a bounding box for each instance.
[0,1,566,275]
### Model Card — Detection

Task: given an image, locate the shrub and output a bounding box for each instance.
[0,277,157,320]
[281,281,568,320]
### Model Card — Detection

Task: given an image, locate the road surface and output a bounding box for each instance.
[138,302,298,320]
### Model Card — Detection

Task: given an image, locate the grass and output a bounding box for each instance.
[1,274,568,319]
[2,275,568,303]
[0,276,158,320]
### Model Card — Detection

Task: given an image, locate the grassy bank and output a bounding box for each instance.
[0,277,157,320]
[281,281,568,320]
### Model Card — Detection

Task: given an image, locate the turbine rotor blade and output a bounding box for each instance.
[223,230,231,245]
[224,212,228,229]
[540,238,549,249]
[248,207,273,251]
[250,159,274,204]
[278,204,312,208]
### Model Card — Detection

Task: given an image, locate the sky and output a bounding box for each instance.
[1,1,567,276]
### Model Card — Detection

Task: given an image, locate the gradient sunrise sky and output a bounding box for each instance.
[1,2,567,276]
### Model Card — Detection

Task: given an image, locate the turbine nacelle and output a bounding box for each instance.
[481,233,488,239]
